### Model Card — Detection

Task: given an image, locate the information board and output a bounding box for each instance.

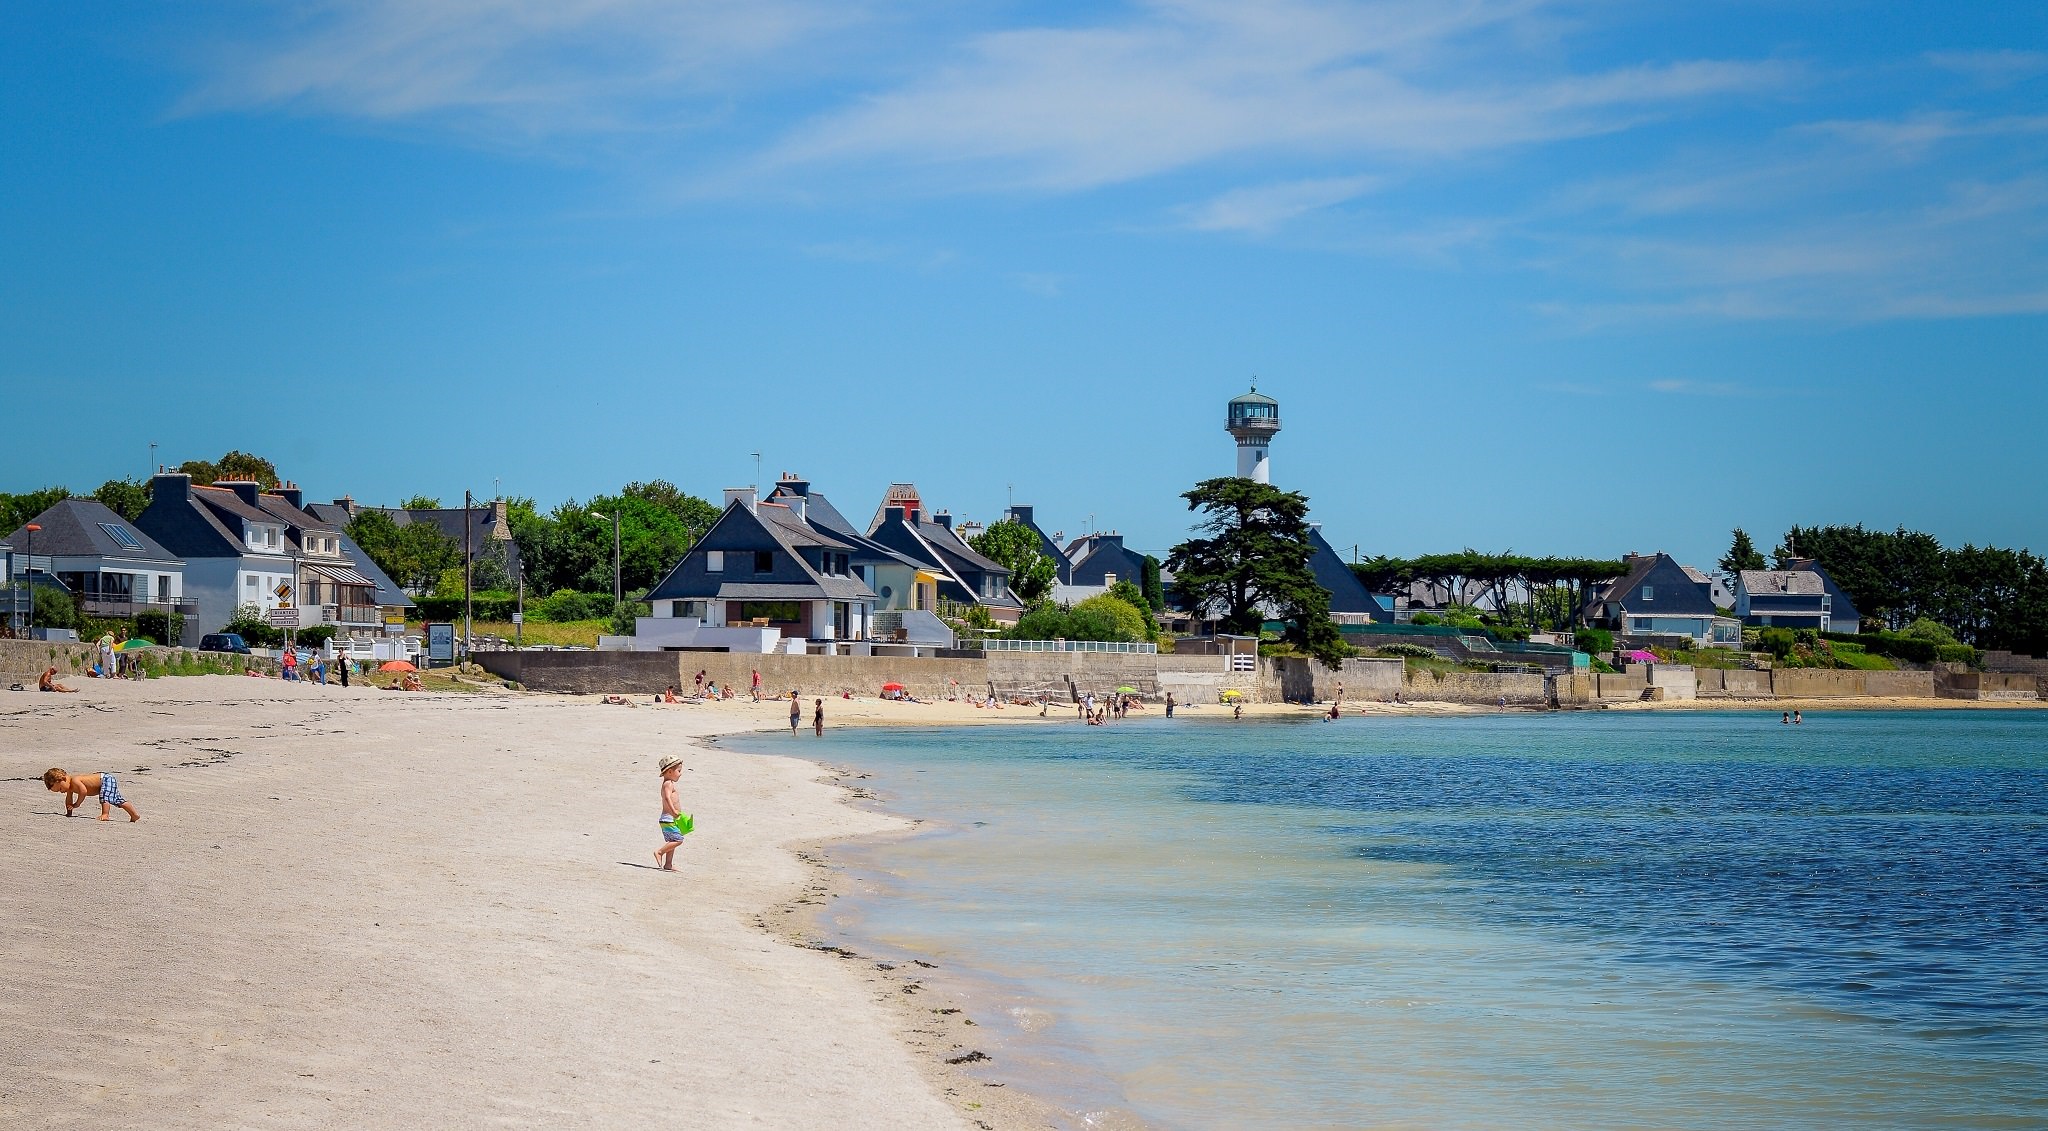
[427,622,455,663]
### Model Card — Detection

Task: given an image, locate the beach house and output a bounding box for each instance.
[1003,505,1074,585]
[865,485,1025,625]
[1589,552,1738,647]
[768,475,951,645]
[304,500,418,635]
[1735,561,1859,633]
[637,486,879,652]
[135,473,375,637]
[2,498,192,634]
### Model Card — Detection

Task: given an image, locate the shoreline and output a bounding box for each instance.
[7,677,2040,1129]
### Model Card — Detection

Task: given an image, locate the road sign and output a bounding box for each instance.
[266,607,300,627]
[274,582,292,601]
[511,613,523,625]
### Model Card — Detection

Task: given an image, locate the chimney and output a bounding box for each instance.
[778,472,810,497]
[933,510,953,531]
[151,472,191,505]
[333,495,356,516]
[275,482,304,510]
[492,499,508,527]
[1007,504,1033,525]
[723,487,757,515]
[786,494,806,521]
[219,480,261,506]
[885,505,907,527]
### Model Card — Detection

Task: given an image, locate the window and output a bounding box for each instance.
[737,601,801,623]
[705,550,724,572]
[245,576,258,589]
[1104,573,1117,587]
[754,551,774,573]
[1641,585,1654,602]
[1631,618,1650,631]
[98,523,143,550]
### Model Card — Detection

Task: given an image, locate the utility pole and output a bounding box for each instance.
[463,488,473,661]
[590,509,623,629]
[751,451,762,493]
[148,441,157,479]
[24,523,39,635]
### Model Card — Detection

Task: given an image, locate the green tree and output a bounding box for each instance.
[93,478,152,522]
[1348,554,1411,594]
[1166,477,1346,665]
[1140,554,1165,613]
[1718,527,1766,581]
[401,495,443,510]
[1105,580,1159,640]
[1,486,71,533]
[969,520,1057,603]
[216,451,279,487]
[346,510,462,595]
[28,583,77,630]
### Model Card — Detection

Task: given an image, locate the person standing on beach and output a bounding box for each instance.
[1165,691,1175,719]
[281,647,297,682]
[338,656,349,688]
[790,691,802,733]
[813,698,824,737]
[752,669,762,701]
[654,754,690,870]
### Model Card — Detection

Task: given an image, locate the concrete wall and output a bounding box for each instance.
[1934,671,2040,700]
[0,639,100,681]
[1402,669,1548,704]
[1264,656,1404,703]
[477,650,991,699]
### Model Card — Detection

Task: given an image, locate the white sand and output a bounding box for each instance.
[0,676,1004,1130]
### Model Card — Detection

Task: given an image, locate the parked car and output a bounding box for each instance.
[198,633,251,654]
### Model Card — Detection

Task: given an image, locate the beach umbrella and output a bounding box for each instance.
[114,638,155,651]
[1220,689,1244,700]
[881,682,906,692]
[1116,686,1137,694]
[379,660,418,673]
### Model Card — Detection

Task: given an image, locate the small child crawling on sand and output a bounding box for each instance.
[654,754,693,870]
[44,767,141,821]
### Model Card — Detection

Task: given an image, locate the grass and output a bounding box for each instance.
[407,619,608,649]
[1826,647,1898,671]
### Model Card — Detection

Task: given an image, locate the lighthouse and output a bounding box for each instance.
[1226,386,1281,483]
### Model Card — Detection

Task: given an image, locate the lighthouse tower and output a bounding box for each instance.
[1226,386,1281,483]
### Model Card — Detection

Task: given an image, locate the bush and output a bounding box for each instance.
[1410,612,1442,626]
[413,591,522,623]
[1757,627,1796,659]
[295,625,338,647]
[1903,618,1959,647]
[530,589,614,624]
[1573,626,1613,655]
[1856,633,1935,663]
[1374,642,1438,659]
[1935,643,1980,665]
[223,604,286,648]
[25,584,77,630]
[134,609,184,647]
[1009,594,1151,643]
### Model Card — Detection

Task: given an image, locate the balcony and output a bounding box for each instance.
[78,595,200,618]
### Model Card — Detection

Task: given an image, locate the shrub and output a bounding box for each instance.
[27,584,76,630]
[294,625,338,647]
[1903,618,1959,647]
[1857,633,1935,663]
[1410,612,1442,626]
[223,604,286,648]
[1935,644,1980,665]
[1758,627,1796,659]
[134,609,184,647]
[1573,626,1613,655]
[1374,643,1438,659]
[413,591,522,623]
[530,589,614,624]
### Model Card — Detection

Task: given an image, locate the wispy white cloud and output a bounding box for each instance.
[1926,49,2048,87]
[753,2,1788,191]
[1182,175,1380,232]
[175,0,863,138]
[1647,378,1744,395]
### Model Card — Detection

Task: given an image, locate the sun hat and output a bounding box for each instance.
[658,754,685,773]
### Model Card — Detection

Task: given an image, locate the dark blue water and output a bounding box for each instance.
[733,710,2048,1128]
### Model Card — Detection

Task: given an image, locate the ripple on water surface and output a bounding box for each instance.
[733,710,2048,1129]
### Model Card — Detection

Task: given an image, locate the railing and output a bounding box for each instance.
[77,596,200,618]
[959,638,1159,654]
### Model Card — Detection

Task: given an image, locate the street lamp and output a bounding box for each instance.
[23,523,40,636]
[590,510,622,624]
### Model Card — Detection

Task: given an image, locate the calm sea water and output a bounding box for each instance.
[729,711,2048,1129]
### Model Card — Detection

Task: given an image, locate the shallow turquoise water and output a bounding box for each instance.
[730,711,2048,1129]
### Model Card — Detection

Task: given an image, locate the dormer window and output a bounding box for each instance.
[1641,585,1654,602]
[754,551,774,574]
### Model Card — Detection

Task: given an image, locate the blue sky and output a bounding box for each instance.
[3,1,2044,566]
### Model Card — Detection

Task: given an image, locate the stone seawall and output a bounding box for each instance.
[475,651,993,699]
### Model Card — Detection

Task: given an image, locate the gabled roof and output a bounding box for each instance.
[788,490,923,569]
[3,498,182,564]
[646,499,876,604]
[1739,570,1826,596]
[253,494,338,535]
[1306,526,1383,618]
[1601,553,1717,615]
[305,503,415,609]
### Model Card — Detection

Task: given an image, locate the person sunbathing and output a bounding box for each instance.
[400,672,424,692]
[38,667,77,693]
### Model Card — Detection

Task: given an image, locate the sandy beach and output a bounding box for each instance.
[0,676,1080,1130]
[6,674,2038,1129]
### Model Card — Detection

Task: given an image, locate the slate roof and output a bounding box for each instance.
[646,498,878,604]
[774,488,922,570]
[3,498,182,564]
[1740,570,1827,596]
[1598,553,1718,616]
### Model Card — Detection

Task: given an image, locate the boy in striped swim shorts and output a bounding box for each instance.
[654,754,692,871]
[43,767,141,821]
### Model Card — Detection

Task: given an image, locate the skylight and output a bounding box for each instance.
[99,522,143,550]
